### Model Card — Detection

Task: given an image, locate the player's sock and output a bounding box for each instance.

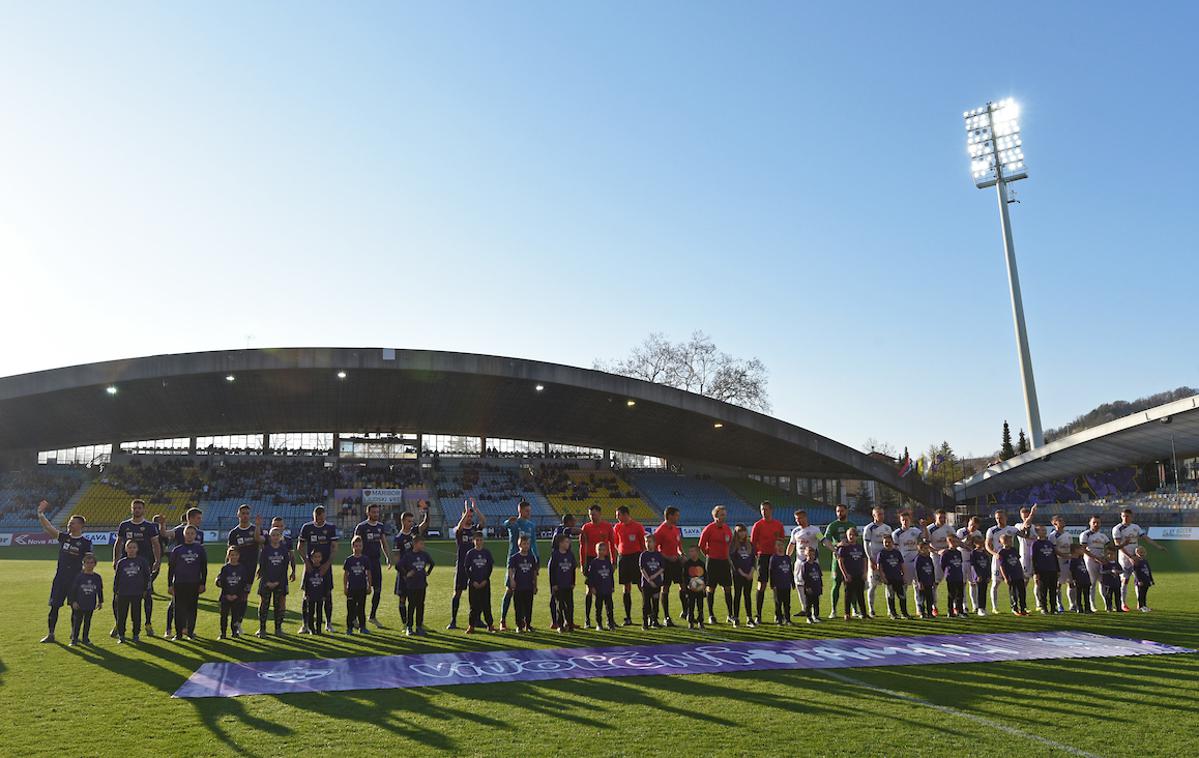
[450,594,461,625]
[258,602,269,631]
[660,589,670,619]
[990,583,999,611]
[585,594,593,625]
[144,595,153,627]
[724,587,734,617]
[48,606,60,635]
[868,583,877,615]
[623,588,633,620]
[371,589,382,619]
[501,590,513,623]
[398,602,409,626]
[755,589,766,621]
[706,592,715,618]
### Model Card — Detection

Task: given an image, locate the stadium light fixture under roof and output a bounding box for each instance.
[963,97,1044,449]
[105,385,117,395]
[225,374,236,382]
[337,370,347,379]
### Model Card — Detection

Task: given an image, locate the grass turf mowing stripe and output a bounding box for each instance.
[820,669,1103,758]
[175,629,1192,698]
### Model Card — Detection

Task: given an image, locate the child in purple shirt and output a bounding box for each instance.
[548,534,578,633]
[586,542,616,630]
[507,536,539,633]
[638,535,664,629]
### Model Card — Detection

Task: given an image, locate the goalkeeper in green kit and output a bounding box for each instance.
[821,504,855,619]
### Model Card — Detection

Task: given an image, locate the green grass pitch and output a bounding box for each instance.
[3,540,1197,757]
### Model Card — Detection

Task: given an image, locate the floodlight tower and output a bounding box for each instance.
[964,98,1044,449]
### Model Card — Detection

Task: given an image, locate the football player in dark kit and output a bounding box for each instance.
[353,503,392,628]
[297,506,338,633]
[227,505,264,594]
[36,499,92,643]
[392,506,428,629]
[111,499,161,638]
[447,500,484,630]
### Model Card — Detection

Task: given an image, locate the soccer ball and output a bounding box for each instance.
[688,576,706,593]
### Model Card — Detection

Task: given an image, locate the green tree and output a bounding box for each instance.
[1000,420,1016,460]
[1017,429,1029,454]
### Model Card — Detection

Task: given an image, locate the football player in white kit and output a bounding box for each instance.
[985,508,1023,613]
[925,510,955,616]
[1048,515,1073,612]
[860,507,893,617]
[890,511,925,610]
[787,509,823,616]
[955,516,983,612]
[1013,505,1041,609]
[1078,515,1111,610]
[1112,508,1164,611]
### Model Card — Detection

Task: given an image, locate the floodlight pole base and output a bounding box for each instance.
[995,176,1045,449]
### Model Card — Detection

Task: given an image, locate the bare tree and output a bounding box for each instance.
[862,438,898,459]
[595,331,771,412]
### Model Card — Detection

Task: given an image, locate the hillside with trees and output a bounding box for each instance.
[1044,386,1197,442]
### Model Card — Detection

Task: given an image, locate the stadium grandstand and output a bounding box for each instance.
[0,347,951,536]
[955,392,1199,524]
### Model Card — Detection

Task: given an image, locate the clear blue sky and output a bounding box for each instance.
[2,2,1195,458]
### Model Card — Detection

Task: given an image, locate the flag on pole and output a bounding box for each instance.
[897,454,913,478]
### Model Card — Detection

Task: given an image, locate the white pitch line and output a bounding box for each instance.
[818,668,1102,758]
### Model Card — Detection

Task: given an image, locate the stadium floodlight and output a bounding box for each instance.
[534,384,544,392]
[337,370,348,379]
[105,385,118,395]
[225,374,236,382]
[964,97,1044,449]
[713,422,724,429]
[626,399,636,407]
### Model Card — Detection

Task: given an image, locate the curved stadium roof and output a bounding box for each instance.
[956,393,1199,500]
[0,347,948,506]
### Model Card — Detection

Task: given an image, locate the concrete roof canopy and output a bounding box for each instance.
[0,347,948,506]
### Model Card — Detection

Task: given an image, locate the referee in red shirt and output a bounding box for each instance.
[750,501,785,625]
[653,507,683,627]
[579,504,617,628]
[613,506,647,626]
[698,505,734,624]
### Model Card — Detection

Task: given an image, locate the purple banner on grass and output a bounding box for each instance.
[174,630,1192,698]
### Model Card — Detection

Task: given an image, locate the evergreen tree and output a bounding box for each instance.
[1017,429,1029,454]
[1000,420,1016,460]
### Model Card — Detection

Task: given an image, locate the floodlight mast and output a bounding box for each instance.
[966,99,1045,449]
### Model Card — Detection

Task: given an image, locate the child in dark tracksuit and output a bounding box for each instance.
[914,544,937,619]
[877,540,909,619]
[68,554,103,645]
[801,548,823,623]
[769,545,793,625]
[1132,548,1154,611]
[1068,546,1093,614]
[303,549,329,634]
[587,543,616,631]
[940,545,966,618]
[969,537,991,615]
[682,547,708,629]
[1031,533,1060,615]
[998,538,1027,615]
[1100,547,1122,612]
[216,548,252,639]
[114,543,152,642]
